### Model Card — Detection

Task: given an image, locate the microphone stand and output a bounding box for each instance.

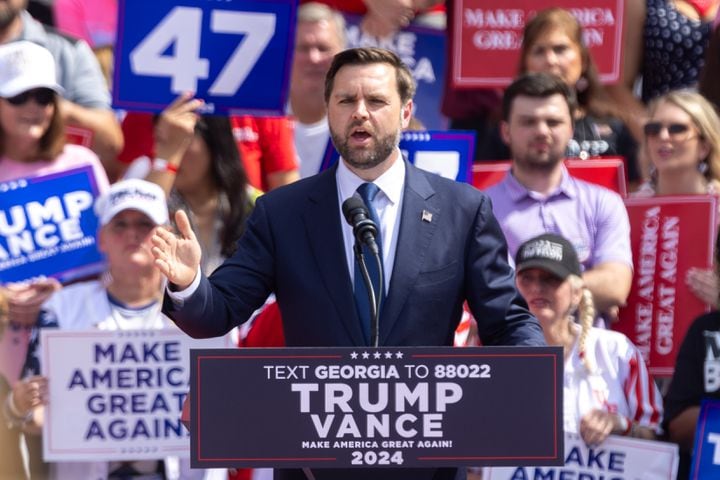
[354,242,383,347]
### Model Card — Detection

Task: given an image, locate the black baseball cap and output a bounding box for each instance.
[515,233,581,279]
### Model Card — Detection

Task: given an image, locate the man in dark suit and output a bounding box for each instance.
[152,47,544,480]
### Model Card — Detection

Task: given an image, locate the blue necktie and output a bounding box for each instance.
[353,182,385,345]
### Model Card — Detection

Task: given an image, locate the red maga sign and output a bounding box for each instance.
[614,196,717,377]
[451,0,624,88]
[472,158,628,197]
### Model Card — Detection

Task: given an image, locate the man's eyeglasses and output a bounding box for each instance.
[3,88,56,106]
[643,121,694,140]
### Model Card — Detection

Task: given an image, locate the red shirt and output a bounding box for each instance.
[230,115,298,192]
[118,113,298,192]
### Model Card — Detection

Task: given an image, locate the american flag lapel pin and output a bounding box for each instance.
[422,210,433,223]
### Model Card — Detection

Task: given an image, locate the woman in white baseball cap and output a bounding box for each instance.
[0,39,111,319]
[0,40,111,479]
[5,179,177,480]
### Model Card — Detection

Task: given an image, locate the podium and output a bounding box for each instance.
[188,346,563,469]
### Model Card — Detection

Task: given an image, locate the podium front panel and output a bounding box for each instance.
[190,346,563,469]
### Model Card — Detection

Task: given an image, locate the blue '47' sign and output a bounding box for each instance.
[113,0,298,115]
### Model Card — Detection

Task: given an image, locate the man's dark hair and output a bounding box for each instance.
[324,47,416,104]
[502,72,578,121]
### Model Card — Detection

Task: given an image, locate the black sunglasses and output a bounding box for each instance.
[643,121,692,138]
[4,88,56,106]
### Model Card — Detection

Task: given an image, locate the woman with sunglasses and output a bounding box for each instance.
[0,41,109,479]
[514,233,662,447]
[634,89,720,307]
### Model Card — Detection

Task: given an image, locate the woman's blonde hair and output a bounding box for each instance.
[568,274,595,374]
[646,89,720,186]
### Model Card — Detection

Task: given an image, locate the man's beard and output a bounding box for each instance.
[512,148,565,174]
[331,127,400,171]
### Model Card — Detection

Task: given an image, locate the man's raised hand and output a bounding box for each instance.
[152,210,202,290]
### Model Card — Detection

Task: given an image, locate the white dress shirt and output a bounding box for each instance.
[169,152,407,301]
[336,152,405,292]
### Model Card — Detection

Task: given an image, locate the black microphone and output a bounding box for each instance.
[342,194,379,255]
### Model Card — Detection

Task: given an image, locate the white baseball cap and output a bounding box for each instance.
[94,179,169,226]
[0,41,64,98]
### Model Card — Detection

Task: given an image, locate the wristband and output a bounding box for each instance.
[152,158,178,174]
[4,391,32,428]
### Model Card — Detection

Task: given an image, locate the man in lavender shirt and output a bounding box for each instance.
[485,73,632,319]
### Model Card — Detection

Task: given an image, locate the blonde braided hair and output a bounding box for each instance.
[568,275,596,374]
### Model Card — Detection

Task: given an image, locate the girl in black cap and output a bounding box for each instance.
[515,233,663,446]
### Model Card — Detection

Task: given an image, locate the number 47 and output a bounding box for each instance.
[130,7,276,96]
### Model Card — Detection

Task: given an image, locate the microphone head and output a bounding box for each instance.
[342,193,378,246]
[342,193,368,226]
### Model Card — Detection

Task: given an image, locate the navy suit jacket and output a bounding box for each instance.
[164,161,544,479]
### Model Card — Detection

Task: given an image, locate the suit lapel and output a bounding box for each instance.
[303,167,366,345]
[380,163,439,343]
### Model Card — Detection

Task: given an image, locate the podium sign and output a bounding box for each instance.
[190,346,563,469]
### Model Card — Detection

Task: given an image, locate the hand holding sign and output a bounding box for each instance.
[4,278,61,327]
[686,267,720,308]
[361,0,415,37]
[579,409,616,446]
[12,375,48,415]
[154,93,204,165]
[152,210,202,290]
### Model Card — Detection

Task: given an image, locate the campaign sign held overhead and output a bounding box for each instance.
[0,166,104,283]
[113,0,298,115]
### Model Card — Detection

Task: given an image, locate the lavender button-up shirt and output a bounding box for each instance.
[485,166,632,272]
